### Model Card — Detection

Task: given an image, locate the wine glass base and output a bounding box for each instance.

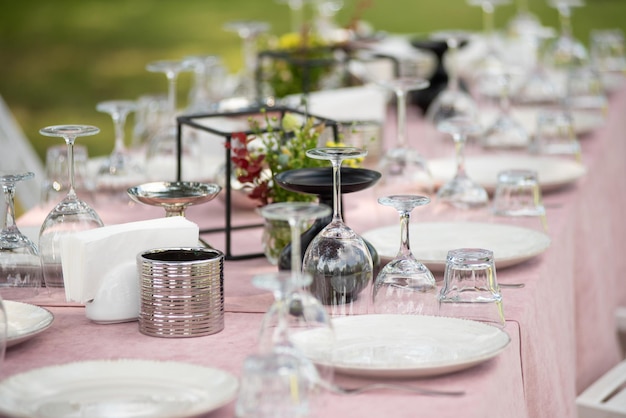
[437,176,488,209]
[482,115,529,148]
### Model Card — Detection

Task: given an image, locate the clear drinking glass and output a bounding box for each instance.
[426,30,479,125]
[377,77,433,194]
[492,169,548,232]
[184,55,227,114]
[529,108,581,161]
[371,195,437,315]
[95,100,145,194]
[436,116,489,209]
[438,248,505,327]
[302,147,373,316]
[39,125,104,292]
[0,171,42,301]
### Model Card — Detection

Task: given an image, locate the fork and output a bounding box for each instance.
[321,381,466,396]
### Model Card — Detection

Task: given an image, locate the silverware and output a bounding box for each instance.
[499,283,525,288]
[322,381,465,396]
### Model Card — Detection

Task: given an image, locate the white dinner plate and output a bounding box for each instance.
[362,221,551,271]
[294,314,510,378]
[428,154,587,193]
[0,359,238,418]
[480,107,605,137]
[4,300,54,348]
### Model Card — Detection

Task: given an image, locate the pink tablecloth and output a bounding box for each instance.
[8,86,626,418]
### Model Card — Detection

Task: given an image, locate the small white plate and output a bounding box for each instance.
[294,314,510,378]
[362,221,551,271]
[4,300,54,348]
[428,154,587,193]
[0,359,238,418]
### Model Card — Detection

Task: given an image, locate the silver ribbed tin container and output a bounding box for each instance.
[138,247,224,338]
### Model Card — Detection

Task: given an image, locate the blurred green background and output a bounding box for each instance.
[1,0,625,163]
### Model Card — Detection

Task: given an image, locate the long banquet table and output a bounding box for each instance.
[6,84,626,418]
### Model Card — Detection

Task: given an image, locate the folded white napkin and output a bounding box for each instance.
[286,85,389,123]
[60,217,199,304]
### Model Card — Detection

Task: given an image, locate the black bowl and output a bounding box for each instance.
[274,167,381,198]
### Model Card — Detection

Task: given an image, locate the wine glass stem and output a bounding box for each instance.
[558,5,572,37]
[112,111,129,154]
[331,158,343,222]
[66,137,78,199]
[2,182,16,231]
[447,40,460,92]
[398,210,412,258]
[482,2,495,36]
[242,35,257,97]
[166,71,179,122]
[499,77,512,115]
[395,89,408,148]
[288,218,304,275]
[454,133,467,178]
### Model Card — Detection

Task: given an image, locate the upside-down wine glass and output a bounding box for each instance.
[481,69,530,148]
[95,100,145,195]
[0,171,42,300]
[236,203,335,418]
[426,30,479,126]
[39,125,104,292]
[377,77,433,194]
[543,0,588,71]
[302,147,373,316]
[371,195,437,315]
[256,202,334,359]
[467,0,512,72]
[145,59,196,182]
[224,20,270,108]
[436,116,489,208]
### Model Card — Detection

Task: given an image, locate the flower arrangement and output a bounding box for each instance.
[260,31,340,98]
[227,111,329,207]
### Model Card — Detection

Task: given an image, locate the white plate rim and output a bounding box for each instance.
[0,359,239,418]
[428,154,587,193]
[362,221,551,272]
[298,314,511,378]
[4,300,54,348]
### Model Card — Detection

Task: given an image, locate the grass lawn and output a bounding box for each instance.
[1,0,625,162]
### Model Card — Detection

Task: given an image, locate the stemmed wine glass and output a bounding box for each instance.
[543,0,588,71]
[371,195,437,315]
[426,30,479,125]
[39,125,104,291]
[144,59,197,182]
[436,116,489,208]
[0,171,42,300]
[223,20,270,108]
[508,0,542,37]
[237,203,334,418]
[467,0,512,71]
[481,70,529,148]
[95,100,145,194]
[302,147,373,316]
[377,77,433,194]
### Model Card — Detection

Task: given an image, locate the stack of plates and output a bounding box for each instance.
[139,248,224,338]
